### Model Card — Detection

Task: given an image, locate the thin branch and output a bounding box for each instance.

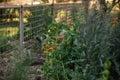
[107,0,119,13]
[115,0,120,4]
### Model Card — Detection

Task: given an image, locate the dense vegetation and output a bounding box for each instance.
[39,7,120,80]
[0,0,120,80]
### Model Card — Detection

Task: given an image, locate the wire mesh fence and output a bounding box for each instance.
[23,5,52,49]
[0,6,21,54]
[0,2,84,54]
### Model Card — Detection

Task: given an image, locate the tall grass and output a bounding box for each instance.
[7,47,35,80]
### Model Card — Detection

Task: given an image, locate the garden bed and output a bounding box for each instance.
[0,51,45,80]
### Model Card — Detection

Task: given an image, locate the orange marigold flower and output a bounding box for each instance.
[7,29,11,33]
[43,50,47,54]
[48,47,54,51]
[59,35,64,39]
[44,44,49,48]
[111,21,117,26]
[55,43,60,46]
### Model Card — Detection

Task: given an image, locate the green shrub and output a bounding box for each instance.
[39,11,114,80]
[109,19,120,80]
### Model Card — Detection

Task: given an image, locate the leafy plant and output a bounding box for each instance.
[109,18,120,80]
[39,9,114,80]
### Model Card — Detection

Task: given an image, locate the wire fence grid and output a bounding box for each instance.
[0,2,84,54]
[0,6,21,54]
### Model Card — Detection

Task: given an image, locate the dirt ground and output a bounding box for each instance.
[0,52,45,80]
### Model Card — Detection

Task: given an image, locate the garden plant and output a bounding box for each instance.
[0,1,120,80]
[38,6,120,80]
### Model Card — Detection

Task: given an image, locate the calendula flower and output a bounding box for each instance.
[43,50,47,54]
[48,47,54,51]
[59,35,64,39]
[111,21,117,26]
[7,29,11,33]
[44,44,49,48]
[55,43,60,46]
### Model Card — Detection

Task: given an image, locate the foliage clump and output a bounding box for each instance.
[38,7,119,80]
